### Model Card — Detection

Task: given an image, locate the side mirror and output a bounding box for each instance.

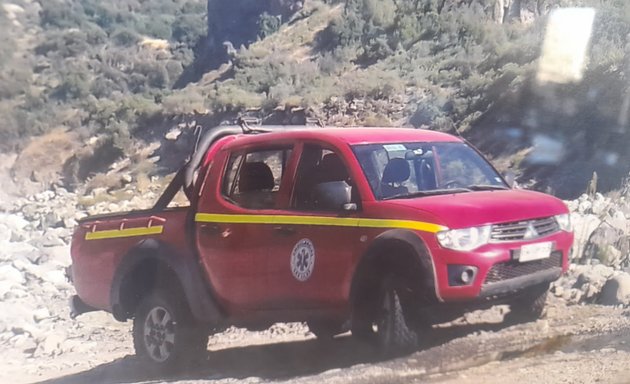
[504,170,516,188]
[343,203,358,212]
[312,181,353,211]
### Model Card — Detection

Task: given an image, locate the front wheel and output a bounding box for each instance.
[352,275,418,355]
[505,283,549,324]
[133,291,208,371]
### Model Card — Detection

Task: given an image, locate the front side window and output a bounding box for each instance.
[292,144,356,211]
[352,142,506,200]
[222,148,292,209]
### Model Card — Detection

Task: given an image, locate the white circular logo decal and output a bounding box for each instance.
[291,238,315,282]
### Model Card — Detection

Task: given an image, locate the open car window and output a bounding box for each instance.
[222,148,292,209]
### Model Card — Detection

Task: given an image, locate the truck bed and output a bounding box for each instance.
[70,207,190,311]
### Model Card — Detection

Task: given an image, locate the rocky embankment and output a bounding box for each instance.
[0,184,158,373]
[0,185,629,381]
[552,193,630,306]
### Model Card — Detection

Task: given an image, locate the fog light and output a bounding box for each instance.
[460,267,475,284]
[447,265,479,287]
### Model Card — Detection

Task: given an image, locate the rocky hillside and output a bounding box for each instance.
[0,0,629,201]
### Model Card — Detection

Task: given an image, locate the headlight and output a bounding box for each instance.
[555,213,572,232]
[437,225,492,251]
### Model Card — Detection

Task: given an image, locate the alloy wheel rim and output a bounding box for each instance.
[143,306,176,362]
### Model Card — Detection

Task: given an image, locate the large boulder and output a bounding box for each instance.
[581,222,628,269]
[552,264,614,305]
[598,273,630,306]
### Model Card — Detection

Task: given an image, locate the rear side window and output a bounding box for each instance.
[222,148,292,209]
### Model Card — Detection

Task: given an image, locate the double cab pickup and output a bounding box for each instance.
[70,125,574,368]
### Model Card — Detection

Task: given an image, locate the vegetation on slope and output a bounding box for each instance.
[0,0,629,197]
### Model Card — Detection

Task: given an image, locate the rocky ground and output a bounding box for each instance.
[0,183,629,384]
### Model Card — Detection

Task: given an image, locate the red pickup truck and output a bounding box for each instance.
[70,125,573,368]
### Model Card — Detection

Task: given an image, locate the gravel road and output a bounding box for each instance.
[3,296,629,384]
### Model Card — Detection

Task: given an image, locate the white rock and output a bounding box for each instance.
[33,307,51,323]
[608,210,628,232]
[107,203,120,212]
[578,199,593,214]
[599,273,630,306]
[43,270,70,289]
[34,230,66,247]
[0,302,36,335]
[0,214,29,231]
[0,264,26,285]
[43,246,71,268]
[11,333,37,351]
[34,190,55,203]
[63,218,77,229]
[35,332,66,357]
[0,224,12,243]
[570,213,601,260]
[165,128,182,141]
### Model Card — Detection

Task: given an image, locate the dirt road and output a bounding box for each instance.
[3,296,629,384]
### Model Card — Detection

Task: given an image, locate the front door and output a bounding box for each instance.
[263,143,362,310]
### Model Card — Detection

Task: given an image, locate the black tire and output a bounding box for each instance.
[132,290,208,372]
[352,275,418,355]
[505,283,549,324]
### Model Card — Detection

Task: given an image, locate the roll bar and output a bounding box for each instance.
[153,121,319,210]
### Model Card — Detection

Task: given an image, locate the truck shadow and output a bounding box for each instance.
[34,321,512,384]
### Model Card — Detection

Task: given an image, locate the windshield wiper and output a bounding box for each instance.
[466,184,509,191]
[382,188,471,200]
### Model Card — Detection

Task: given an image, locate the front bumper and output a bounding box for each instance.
[426,230,573,302]
[478,267,562,298]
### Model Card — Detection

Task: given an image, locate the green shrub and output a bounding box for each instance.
[39,1,84,28]
[258,12,282,39]
[111,28,140,46]
[172,14,207,45]
[161,89,207,115]
[54,70,91,101]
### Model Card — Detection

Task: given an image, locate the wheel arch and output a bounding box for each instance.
[109,239,223,324]
[350,229,438,306]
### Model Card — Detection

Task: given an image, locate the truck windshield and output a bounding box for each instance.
[352,142,507,200]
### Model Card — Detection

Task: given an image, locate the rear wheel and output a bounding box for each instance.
[505,283,549,324]
[133,291,208,371]
[352,275,418,355]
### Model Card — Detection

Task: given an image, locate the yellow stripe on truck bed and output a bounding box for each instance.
[85,226,164,240]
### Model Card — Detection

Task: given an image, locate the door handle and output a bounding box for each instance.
[273,226,296,236]
[200,223,221,236]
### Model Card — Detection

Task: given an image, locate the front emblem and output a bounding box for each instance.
[291,238,315,282]
[523,221,538,239]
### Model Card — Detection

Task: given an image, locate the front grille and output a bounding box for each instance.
[484,251,562,285]
[490,216,560,242]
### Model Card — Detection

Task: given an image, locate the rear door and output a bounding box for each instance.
[195,144,295,312]
[263,143,362,309]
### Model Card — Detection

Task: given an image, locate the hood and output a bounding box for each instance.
[384,189,568,229]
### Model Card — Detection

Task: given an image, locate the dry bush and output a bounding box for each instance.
[161,90,207,115]
[11,128,80,186]
[85,172,125,193]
